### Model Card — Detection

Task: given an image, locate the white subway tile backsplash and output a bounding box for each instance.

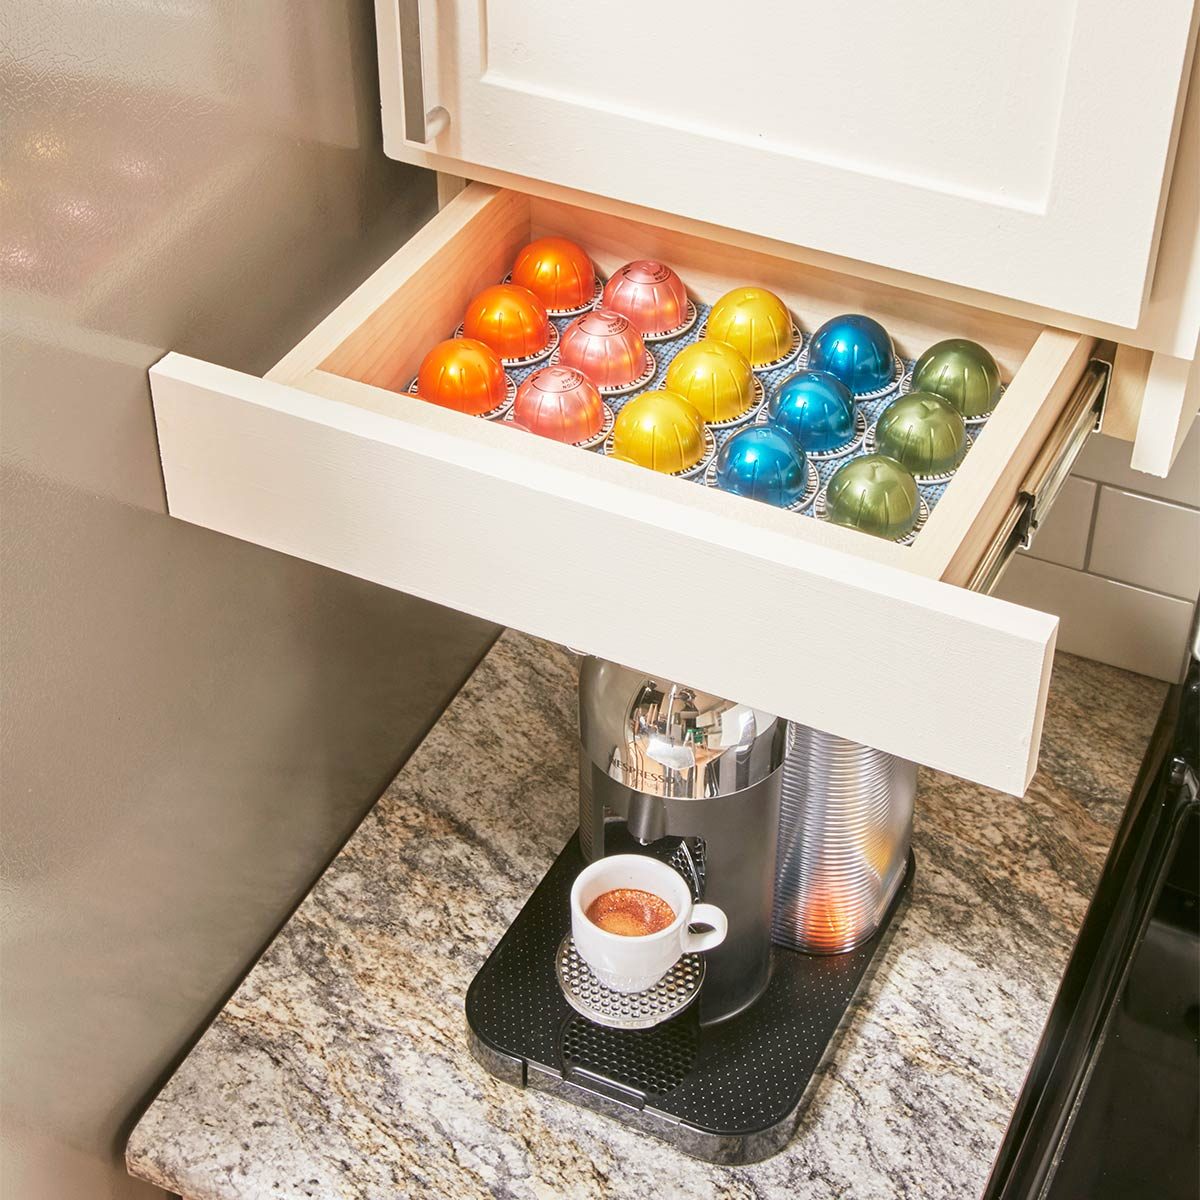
[1005,416,1200,676]
[995,557,1194,682]
[1022,476,1096,570]
[1074,417,1200,508]
[1089,487,1200,600]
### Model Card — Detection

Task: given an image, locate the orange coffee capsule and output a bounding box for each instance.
[511,237,597,313]
[462,283,552,362]
[416,338,509,416]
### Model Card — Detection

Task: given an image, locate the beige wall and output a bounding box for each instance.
[0,4,496,1197]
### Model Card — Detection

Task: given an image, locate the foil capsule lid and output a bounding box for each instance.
[873,392,966,476]
[512,366,606,444]
[416,338,509,416]
[601,259,690,337]
[665,339,758,424]
[610,389,708,475]
[511,236,597,313]
[911,338,1001,419]
[768,369,856,453]
[578,657,788,799]
[462,283,552,361]
[824,453,920,540]
[706,287,795,367]
[558,307,650,390]
[712,425,810,509]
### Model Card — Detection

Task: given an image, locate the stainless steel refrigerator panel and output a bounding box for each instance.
[0,4,497,1197]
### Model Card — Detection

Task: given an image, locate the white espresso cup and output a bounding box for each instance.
[570,854,728,993]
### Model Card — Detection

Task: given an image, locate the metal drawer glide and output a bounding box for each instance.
[969,359,1110,595]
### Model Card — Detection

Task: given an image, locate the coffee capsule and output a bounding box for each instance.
[557,307,651,391]
[807,314,895,395]
[462,283,553,362]
[510,237,597,313]
[512,366,607,445]
[824,454,920,540]
[610,390,708,475]
[664,339,758,424]
[911,338,1001,419]
[768,369,856,453]
[873,392,966,477]
[601,259,690,337]
[706,287,795,367]
[417,338,509,416]
[712,425,810,509]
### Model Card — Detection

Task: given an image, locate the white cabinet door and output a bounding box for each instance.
[378,0,1196,328]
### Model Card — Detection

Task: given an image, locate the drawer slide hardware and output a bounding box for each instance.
[970,359,1110,595]
[398,0,450,144]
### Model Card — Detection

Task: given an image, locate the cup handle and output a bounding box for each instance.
[681,903,728,953]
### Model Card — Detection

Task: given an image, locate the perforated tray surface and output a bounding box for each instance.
[556,936,705,1029]
[465,829,914,1164]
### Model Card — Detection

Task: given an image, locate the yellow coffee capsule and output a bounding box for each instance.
[664,339,757,424]
[610,390,707,475]
[706,287,794,367]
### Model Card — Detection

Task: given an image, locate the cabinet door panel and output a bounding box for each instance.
[380,0,1196,326]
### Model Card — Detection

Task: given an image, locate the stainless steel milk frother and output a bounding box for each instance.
[773,726,915,954]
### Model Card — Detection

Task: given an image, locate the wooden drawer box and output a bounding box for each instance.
[151,183,1099,794]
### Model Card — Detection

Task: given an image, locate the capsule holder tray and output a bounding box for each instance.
[465,829,914,1165]
[477,296,987,514]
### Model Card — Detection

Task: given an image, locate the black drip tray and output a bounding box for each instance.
[466,833,914,1164]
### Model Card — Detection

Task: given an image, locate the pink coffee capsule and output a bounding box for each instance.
[512,366,606,444]
[557,307,649,390]
[601,259,689,337]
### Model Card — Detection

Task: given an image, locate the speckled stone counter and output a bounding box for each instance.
[127,631,1166,1200]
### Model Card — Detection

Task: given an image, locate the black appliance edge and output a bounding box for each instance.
[983,659,1198,1200]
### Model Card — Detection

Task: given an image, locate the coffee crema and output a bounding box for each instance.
[585,887,676,937]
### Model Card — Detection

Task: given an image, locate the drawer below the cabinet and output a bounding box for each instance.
[151,183,1101,796]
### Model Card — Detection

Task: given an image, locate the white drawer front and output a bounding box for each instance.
[152,353,1056,796]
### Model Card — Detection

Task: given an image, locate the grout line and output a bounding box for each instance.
[1020,553,1195,605]
[1070,472,1200,513]
[1073,563,1199,605]
[1080,478,1103,571]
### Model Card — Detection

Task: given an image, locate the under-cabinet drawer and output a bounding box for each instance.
[150,183,1100,795]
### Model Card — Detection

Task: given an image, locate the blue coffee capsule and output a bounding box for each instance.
[712,425,809,509]
[807,314,895,395]
[768,370,856,453]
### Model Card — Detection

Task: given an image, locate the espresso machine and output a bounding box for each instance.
[576,657,788,1022]
[466,655,915,1163]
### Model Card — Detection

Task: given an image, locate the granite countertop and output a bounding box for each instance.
[127,631,1166,1200]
